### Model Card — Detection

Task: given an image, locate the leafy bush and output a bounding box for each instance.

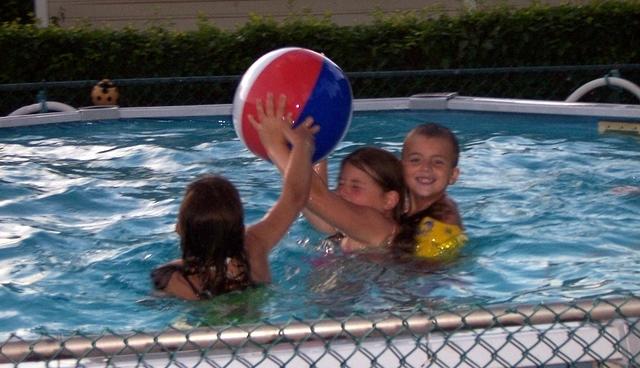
[0,0,34,24]
[1,0,639,84]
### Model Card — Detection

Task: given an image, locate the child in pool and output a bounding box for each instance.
[393,123,467,261]
[306,122,465,260]
[151,96,318,300]
[304,147,405,252]
[250,94,404,252]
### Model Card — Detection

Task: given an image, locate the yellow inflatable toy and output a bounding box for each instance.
[414,216,467,260]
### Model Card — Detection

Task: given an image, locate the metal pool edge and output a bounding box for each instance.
[3,95,640,129]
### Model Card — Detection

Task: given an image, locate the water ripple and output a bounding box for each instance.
[1,113,639,337]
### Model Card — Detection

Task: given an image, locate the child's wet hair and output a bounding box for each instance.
[178,175,251,296]
[340,146,405,222]
[403,123,460,167]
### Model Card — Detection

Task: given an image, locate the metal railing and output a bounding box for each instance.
[1,296,638,367]
[2,64,640,116]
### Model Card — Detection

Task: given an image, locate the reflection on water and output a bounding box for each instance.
[0,112,639,337]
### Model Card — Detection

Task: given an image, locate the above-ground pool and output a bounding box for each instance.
[0,96,639,343]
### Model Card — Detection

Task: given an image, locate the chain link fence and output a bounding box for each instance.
[0,296,638,367]
[2,64,640,116]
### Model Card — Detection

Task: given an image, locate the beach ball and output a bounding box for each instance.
[91,79,119,106]
[232,47,353,162]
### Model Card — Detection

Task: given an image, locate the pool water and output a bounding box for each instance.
[0,110,639,338]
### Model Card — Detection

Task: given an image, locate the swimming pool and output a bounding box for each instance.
[0,96,639,364]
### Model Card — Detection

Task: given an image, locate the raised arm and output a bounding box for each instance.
[302,160,338,234]
[304,169,396,246]
[253,95,396,247]
[245,93,317,282]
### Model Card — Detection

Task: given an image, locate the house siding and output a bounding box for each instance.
[44,0,590,30]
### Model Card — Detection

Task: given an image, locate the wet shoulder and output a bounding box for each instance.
[151,261,184,291]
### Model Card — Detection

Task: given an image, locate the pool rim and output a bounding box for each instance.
[2,93,640,129]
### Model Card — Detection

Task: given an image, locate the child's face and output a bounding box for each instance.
[402,134,459,202]
[336,163,394,213]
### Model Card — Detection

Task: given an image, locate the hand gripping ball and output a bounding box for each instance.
[232,47,353,162]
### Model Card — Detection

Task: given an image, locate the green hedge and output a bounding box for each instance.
[1,0,639,83]
[0,0,33,24]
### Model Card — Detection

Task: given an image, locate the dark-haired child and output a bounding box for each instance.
[151,96,318,300]
[253,94,404,252]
